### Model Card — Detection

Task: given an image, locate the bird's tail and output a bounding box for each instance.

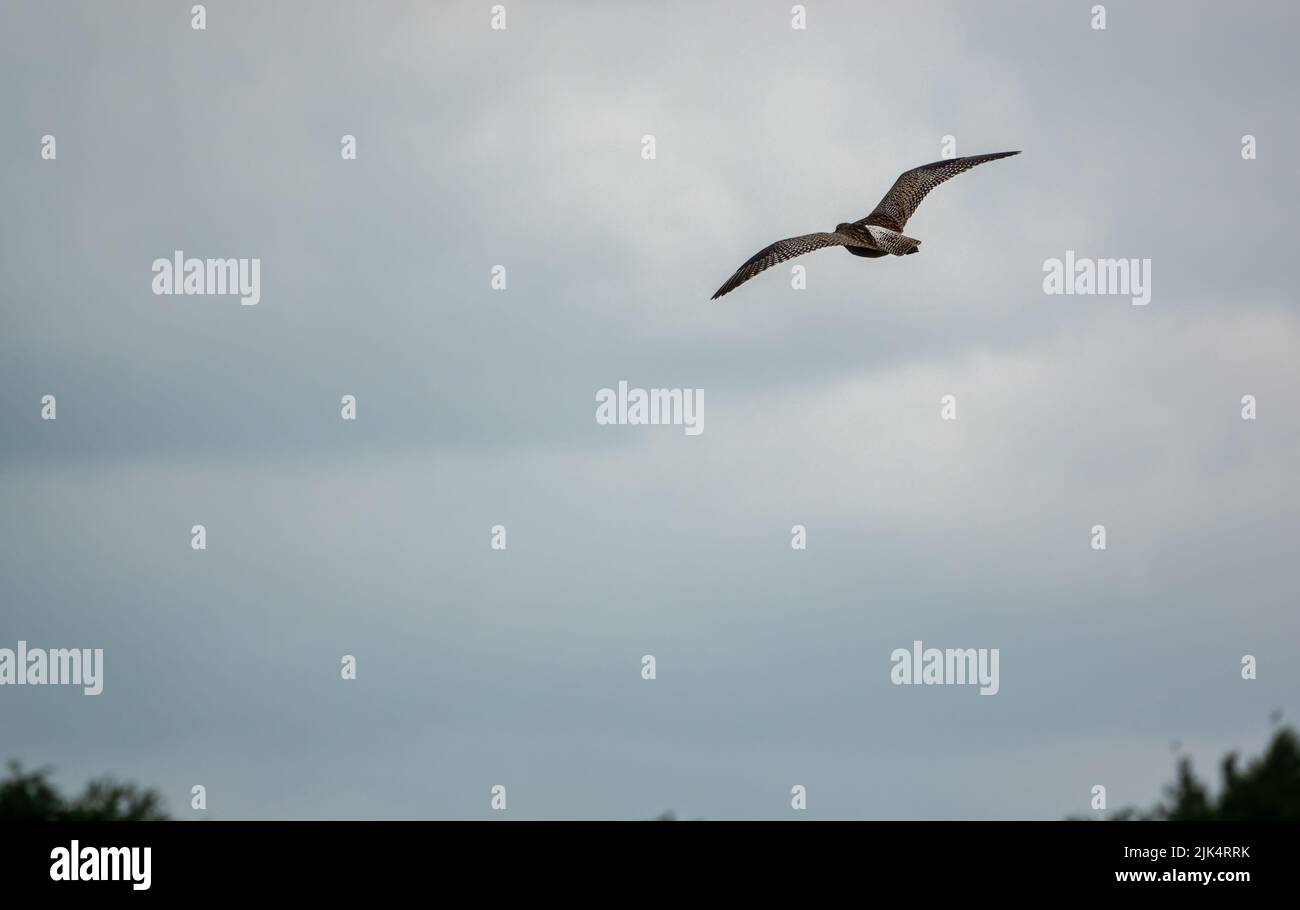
[864,225,921,256]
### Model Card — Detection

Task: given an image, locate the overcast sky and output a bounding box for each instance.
[1,0,1297,819]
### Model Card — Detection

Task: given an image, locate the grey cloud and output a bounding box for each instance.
[1,0,1297,819]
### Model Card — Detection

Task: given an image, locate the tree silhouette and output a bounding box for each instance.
[657,724,1300,821]
[1152,726,1300,821]
[1083,724,1300,821]
[0,761,169,821]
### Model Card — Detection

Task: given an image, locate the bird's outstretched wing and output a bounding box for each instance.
[857,150,1020,232]
[711,232,865,300]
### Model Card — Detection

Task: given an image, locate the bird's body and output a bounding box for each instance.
[710,150,1019,299]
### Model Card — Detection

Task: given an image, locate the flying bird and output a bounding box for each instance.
[710,151,1020,300]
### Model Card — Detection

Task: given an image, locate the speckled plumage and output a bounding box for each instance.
[710,151,1019,300]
